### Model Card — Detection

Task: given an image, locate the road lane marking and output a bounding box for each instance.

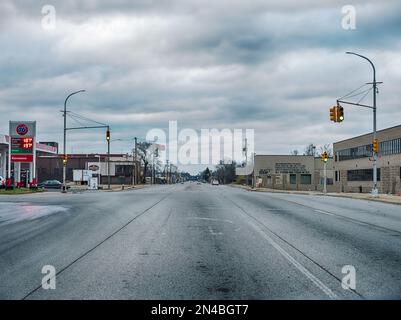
[223,190,366,299]
[249,220,339,299]
[314,209,335,216]
[187,217,234,224]
[221,194,344,299]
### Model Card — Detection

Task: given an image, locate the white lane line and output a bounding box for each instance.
[187,217,234,224]
[248,219,338,300]
[314,209,335,216]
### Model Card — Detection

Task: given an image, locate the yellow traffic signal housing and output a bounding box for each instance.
[372,139,379,154]
[330,106,344,123]
[321,151,328,162]
[338,106,344,122]
[63,154,68,166]
[330,106,337,122]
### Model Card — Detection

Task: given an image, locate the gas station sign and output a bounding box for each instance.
[11,137,34,154]
[9,121,36,163]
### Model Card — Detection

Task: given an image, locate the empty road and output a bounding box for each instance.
[1,183,401,299]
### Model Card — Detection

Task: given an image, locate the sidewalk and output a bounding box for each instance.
[99,184,148,192]
[67,184,148,192]
[230,184,401,205]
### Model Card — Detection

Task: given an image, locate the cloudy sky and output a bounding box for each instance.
[1,0,401,173]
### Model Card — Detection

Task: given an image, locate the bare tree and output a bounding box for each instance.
[137,141,152,183]
[318,144,333,157]
[303,143,317,156]
[290,150,299,156]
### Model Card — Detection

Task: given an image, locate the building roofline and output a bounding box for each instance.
[333,124,401,145]
[254,154,333,159]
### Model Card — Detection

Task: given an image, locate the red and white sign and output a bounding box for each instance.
[11,154,34,162]
[16,123,29,136]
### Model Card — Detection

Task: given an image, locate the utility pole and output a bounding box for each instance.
[105,127,111,189]
[323,161,327,194]
[345,52,379,196]
[166,160,169,184]
[244,138,248,165]
[62,90,85,193]
[252,152,256,189]
[134,137,138,185]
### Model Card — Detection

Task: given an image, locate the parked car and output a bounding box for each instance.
[38,180,70,189]
[211,179,219,186]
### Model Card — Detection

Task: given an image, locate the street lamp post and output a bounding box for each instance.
[346,52,378,196]
[62,90,85,193]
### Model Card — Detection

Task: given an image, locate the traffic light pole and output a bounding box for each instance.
[345,52,378,197]
[323,161,327,194]
[106,126,111,190]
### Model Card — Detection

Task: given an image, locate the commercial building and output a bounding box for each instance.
[37,153,140,185]
[0,133,57,186]
[253,155,334,191]
[333,124,401,194]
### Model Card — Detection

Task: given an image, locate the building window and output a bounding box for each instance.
[300,174,311,185]
[347,169,381,182]
[338,137,401,161]
[320,178,333,185]
[115,165,132,176]
[289,174,296,184]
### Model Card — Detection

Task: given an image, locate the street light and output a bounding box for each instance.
[346,52,378,196]
[62,90,85,193]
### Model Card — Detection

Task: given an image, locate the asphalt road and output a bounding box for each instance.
[0,183,401,299]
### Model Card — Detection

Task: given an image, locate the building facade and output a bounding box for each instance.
[333,124,401,194]
[253,155,334,191]
[37,153,139,185]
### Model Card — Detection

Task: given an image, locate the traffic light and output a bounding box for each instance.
[338,106,344,122]
[329,106,344,123]
[330,106,337,122]
[321,151,328,162]
[372,139,379,154]
[63,154,68,166]
[106,129,110,141]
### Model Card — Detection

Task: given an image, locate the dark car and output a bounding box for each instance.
[38,180,70,189]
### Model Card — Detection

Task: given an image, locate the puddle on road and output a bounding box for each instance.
[0,202,69,224]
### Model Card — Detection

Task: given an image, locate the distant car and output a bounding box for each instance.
[211,179,219,186]
[38,180,69,189]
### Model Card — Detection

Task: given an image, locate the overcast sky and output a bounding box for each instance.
[1,1,401,173]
